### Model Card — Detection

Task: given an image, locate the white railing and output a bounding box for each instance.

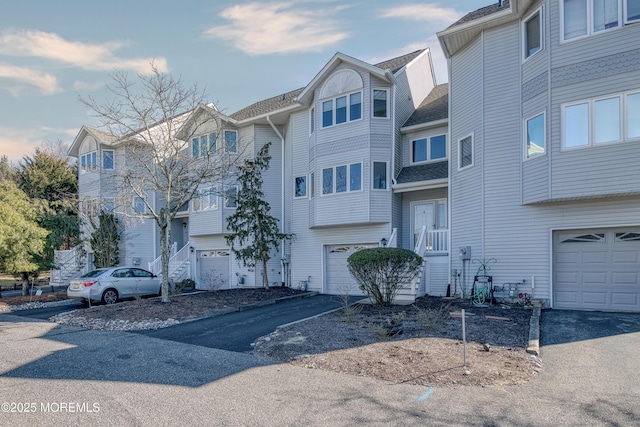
[414,226,427,254]
[382,228,398,247]
[148,241,178,275]
[50,244,87,285]
[425,229,449,254]
[415,228,449,255]
[148,241,189,279]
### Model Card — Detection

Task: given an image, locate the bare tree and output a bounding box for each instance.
[81,64,243,302]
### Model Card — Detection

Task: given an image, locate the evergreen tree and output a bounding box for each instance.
[89,212,120,268]
[0,180,49,295]
[226,142,294,288]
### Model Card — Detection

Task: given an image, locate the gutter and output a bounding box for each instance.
[392,178,448,193]
[386,70,398,186]
[401,118,449,134]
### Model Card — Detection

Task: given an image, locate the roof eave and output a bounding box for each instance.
[437,5,516,58]
[392,178,449,193]
[401,118,449,133]
[234,103,304,126]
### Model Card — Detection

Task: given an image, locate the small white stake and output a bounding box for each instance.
[462,308,467,368]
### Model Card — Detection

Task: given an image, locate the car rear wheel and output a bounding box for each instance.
[102,289,118,305]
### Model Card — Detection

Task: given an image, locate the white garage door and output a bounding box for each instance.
[198,250,230,290]
[553,228,640,311]
[325,243,378,296]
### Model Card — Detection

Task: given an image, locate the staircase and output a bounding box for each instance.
[50,244,89,287]
[148,242,191,283]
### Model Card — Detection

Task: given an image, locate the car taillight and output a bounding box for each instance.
[82,280,98,287]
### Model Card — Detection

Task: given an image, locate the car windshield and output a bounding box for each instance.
[81,269,108,278]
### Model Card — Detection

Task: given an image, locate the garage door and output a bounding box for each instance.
[553,228,640,311]
[325,244,378,296]
[198,250,230,290]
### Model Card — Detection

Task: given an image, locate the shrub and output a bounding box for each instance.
[415,303,451,332]
[347,248,422,306]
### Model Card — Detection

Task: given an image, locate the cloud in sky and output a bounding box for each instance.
[0,64,60,94]
[0,126,78,163]
[379,4,462,24]
[0,30,168,74]
[203,2,349,55]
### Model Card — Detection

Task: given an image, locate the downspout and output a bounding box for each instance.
[266,115,286,286]
[386,70,398,187]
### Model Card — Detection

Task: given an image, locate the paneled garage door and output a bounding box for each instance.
[198,250,230,290]
[325,243,378,296]
[553,228,640,311]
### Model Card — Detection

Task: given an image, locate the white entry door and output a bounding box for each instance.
[413,202,435,248]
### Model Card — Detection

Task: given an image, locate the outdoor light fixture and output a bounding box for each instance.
[189,246,194,253]
[381,238,387,247]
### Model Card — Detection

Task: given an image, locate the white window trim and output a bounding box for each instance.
[80,151,97,174]
[522,6,544,61]
[224,130,237,153]
[372,88,390,119]
[192,187,219,212]
[132,196,147,215]
[319,162,364,196]
[457,133,474,171]
[372,160,389,191]
[561,89,639,151]
[625,0,640,23]
[102,149,115,170]
[523,111,547,161]
[410,134,448,165]
[320,90,363,128]
[560,0,630,43]
[224,185,239,208]
[294,175,308,199]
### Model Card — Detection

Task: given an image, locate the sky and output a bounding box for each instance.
[0,0,493,163]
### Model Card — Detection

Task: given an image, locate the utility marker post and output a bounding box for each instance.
[461,308,467,368]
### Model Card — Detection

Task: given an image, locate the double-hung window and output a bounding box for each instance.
[321,91,362,128]
[133,196,146,214]
[458,135,474,170]
[294,176,307,198]
[102,150,114,170]
[563,0,638,41]
[373,161,387,190]
[321,163,362,195]
[562,89,640,149]
[525,112,546,158]
[224,186,238,208]
[523,7,543,59]
[412,134,447,163]
[373,89,388,118]
[224,130,237,153]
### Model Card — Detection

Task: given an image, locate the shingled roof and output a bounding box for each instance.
[373,49,426,73]
[446,0,510,29]
[228,49,427,122]
[84,125,119,144]
[396,161,448,184]
[403,83,448,128]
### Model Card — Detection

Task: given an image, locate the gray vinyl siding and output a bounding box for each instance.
[449,36,484,276]
[549,70,640,199]
[549,1,640,69]
[521,0,549,82]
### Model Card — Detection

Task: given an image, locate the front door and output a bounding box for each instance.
[413,202,435,249]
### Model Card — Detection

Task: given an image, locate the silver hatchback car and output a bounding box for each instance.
[67,267,161,305]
